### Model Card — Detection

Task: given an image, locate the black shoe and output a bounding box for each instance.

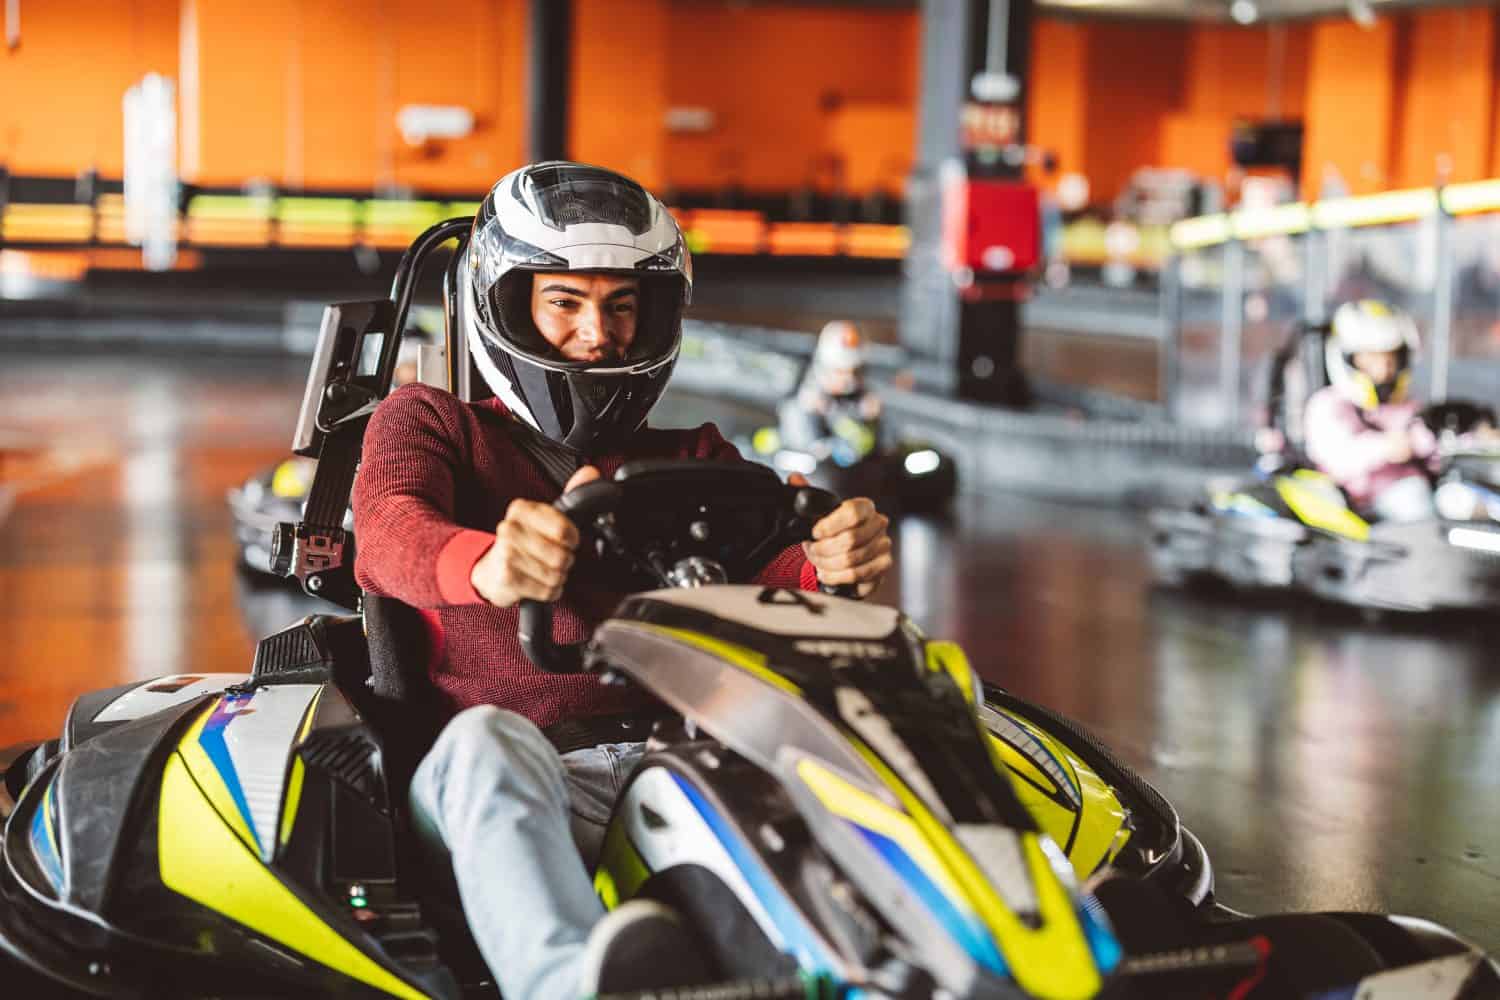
[577,900,714,996]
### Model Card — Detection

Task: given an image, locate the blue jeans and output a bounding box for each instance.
[409,706,647,1000]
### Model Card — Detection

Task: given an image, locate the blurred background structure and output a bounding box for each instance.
[3,0,1500,964]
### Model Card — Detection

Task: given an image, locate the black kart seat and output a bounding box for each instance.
[359,593,451,794]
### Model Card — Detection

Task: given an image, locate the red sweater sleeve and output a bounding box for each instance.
[353,385,494,608]
[691,423,818,592]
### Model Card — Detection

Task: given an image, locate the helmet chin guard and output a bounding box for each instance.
[462,161,691,450]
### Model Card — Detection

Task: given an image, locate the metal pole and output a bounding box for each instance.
[1303,227,1326,328]
[527,0,571,162]
[1428,195,1454,402]
[1161,253,1182,418]
[1221,239,1246,427]
[985,0,1009,76]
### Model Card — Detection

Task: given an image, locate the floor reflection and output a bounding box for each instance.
[0,350,1496,952]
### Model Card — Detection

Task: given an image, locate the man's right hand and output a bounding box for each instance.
[470,466,600,607]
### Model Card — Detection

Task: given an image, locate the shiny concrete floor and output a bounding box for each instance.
[1,349,1497,954]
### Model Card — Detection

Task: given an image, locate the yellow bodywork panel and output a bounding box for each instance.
[594,814,652,911]
[987,732,1057,799]
[798,758,967,901]
[987,716,1129,881]
[278,689,323,849]
[848,741,1103,999]
[637,624,802,695]
[926,641,977,706]
[1276,476,1370,540]
[158,754,427,999]
[278,757,306,849]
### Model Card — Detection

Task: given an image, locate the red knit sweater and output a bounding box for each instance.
[353,383,816,728]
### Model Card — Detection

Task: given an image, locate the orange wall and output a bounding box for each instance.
[1081,22,1191,202]
[1026,19,1313,202]
[5,2,1500,206]
[570,0,669,191]
[1391,7,1494,189]
[1301,17,1399,195]
[663,1,920,193]
[0,0,178,175]
[182,0,527,191]
[1158,23,1310,181]
[1028,18,1088,185]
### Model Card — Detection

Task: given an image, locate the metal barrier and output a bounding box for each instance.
[1166,180,1500,430]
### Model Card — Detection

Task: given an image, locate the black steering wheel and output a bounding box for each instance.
[518,459,848,674]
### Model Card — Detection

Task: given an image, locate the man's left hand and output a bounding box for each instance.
[793,484,892,598]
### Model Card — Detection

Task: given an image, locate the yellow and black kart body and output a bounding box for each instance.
[6,222,1495,1000]
[5,457,1495,999]
[1149,465,1500,612]
[0,577,1208,998]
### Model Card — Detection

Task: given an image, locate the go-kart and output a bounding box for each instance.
[3,220,1494,1000]
[1150,322,1500,613]
[1149,459,1500,612]
[743,399,957,516]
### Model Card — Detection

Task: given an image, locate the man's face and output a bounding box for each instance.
[1353,349,1401,386]
[530,272,639,363]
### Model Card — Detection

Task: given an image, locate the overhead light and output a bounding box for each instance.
[1230,0,1258,24]
[1348,0,1376,28]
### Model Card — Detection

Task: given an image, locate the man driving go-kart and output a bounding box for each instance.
[351,161,893,999]
[1304,300,1440,522]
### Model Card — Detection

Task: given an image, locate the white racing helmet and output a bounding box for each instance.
[1326,300,1419,409]
[811,321,867,397]
[463,161,692,449]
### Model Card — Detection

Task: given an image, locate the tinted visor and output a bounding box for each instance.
[512,164,655,235]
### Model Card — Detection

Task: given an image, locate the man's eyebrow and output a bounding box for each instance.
[537,283,639,298]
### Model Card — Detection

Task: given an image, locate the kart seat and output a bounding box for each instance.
[357,593,450,795]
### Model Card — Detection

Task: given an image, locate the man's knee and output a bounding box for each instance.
[415,706,567,815]
[428,706,558,775]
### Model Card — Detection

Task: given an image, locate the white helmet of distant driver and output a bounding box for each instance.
[1326,299,1419,409]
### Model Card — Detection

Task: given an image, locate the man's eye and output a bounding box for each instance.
[612,303,636,314]
[550,299,577,309]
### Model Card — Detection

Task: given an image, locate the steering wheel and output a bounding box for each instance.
[517,459,850,673]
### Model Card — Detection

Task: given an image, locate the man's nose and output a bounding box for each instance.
[576,304,604,343]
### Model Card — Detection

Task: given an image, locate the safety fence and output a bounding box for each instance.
[1165,179,1500,431]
